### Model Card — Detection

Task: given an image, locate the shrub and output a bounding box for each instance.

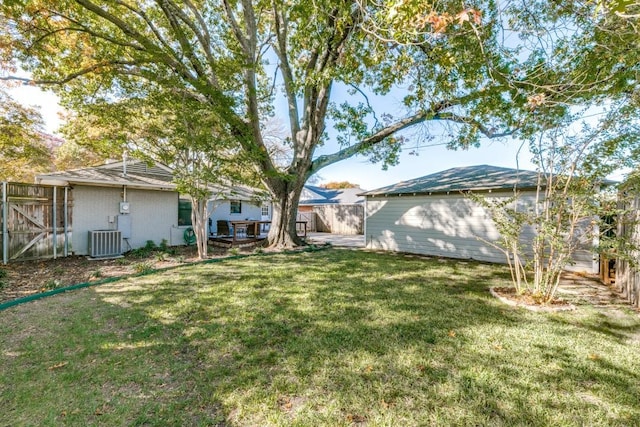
[42,279,62,291]
[116,257,129,265]
[132,261,154,275]
[129,247,149,258]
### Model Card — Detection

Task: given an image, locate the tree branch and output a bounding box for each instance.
[222,0,250,54]
[310,109,514,176]
[1,60,142,85]
[271,0,300,137]
[155,0,209,84]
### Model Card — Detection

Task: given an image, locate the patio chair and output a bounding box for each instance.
[216,220,234,237]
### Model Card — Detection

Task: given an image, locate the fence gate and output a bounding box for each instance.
[1,182,73,264]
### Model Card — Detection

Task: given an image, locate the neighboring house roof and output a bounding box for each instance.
[300,185,365,205]
[360,165,542,197]
[36,160,261,200]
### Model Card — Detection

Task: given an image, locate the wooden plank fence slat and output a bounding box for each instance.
[313,205,364,235]
[615,194,640,308]
[1,182,73,264]
[296,212,316,232]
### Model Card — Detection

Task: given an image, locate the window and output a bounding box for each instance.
[178,199,192,226]
[261,205,269,217]
[230,199,242,214]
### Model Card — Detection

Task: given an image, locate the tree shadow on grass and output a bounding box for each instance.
[93,251,638,425]
[9,249,636,425]
[548,311,640,345]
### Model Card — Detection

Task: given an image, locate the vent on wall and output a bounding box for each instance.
[88,230,122,258]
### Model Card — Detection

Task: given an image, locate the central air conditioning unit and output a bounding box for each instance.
[88,230,122,258]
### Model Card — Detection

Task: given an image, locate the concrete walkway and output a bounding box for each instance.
[306,232,365,248]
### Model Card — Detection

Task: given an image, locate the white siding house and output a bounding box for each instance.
[37,161,180,255]
[72,186,178,254]
[207,199,265,235]
[36,160,268,255]
[361,165,597,273]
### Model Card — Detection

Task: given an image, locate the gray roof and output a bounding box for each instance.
[36,160,260,200]
[360,165,541,197]
[36,160,176,190]
[300,185,365,205]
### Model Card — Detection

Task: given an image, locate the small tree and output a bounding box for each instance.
[469,193,529,294]
[62,89,254,259]
[479,105,639,303]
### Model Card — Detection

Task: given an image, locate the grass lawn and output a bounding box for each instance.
[1,248,639,426]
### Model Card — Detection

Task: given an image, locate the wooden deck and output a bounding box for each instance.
[209,234,268,248]
[209,220,307,248]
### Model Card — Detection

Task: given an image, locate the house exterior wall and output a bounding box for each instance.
[364,192,596,273]
[208,200,264,234]
[72,186,178,255]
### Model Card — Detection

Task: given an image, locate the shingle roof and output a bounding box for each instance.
[36,160,261,200]
[360,165,541,197]
[300,185,365,205]
[36,160,176,190]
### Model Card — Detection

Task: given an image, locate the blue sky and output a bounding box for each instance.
[10,82,537,191]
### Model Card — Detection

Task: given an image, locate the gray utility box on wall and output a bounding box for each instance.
[88,230,122,258]
[119,201,131,214]
[117,215,132,239]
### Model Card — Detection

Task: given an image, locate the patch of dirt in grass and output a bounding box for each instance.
[0,245,234,304]
[491,272,639,314]
[490,286,576,312]
[278,395,307,416]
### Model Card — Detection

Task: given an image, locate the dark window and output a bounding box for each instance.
[230,200,242,214]
[178,199,192,226]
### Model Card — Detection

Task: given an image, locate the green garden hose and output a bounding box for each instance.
[183,227,196,245]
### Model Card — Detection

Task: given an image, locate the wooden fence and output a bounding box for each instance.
[313,204,364,235]
[296,212,317,232]
[1,182,73,264]
[615,194,640,308]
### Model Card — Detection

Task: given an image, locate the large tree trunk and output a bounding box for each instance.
[266,176,306,248]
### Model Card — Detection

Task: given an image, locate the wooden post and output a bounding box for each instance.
[2,182,7,265]
[64,187,69,257]
[52,186,57,259]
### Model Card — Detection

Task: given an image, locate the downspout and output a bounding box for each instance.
[2,182,7,265]
[52,186,57,259]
